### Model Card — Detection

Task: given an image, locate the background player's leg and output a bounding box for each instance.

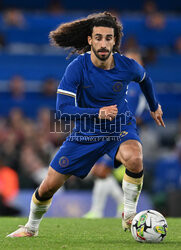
[84,175,123,218]
[115,140,143,230]
[84,178,110,218]
[107,175,124,217]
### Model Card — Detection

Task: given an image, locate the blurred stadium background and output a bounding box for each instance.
[0,0,181,217]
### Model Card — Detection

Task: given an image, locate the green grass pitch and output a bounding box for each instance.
[2,218,181,250]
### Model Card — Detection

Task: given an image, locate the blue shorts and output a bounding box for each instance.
[50,118,141,178]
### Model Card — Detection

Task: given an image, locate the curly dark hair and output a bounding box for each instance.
[49,11,123,55]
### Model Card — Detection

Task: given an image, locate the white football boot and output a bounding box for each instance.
[122,212,136,232]
[6,225,38,238]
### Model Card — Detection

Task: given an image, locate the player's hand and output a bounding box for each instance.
[99,105,118,121]
[150,104,165,127]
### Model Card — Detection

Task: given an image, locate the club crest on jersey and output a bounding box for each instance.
[59,156,69,167]
[113,82,123,92]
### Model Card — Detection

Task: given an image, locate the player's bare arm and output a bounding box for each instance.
[150,104,165,127]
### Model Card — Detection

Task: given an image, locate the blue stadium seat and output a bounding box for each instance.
[0,11,181,119]
[0,54,71,80]
[0,13,181,47]
[2,0,181,12]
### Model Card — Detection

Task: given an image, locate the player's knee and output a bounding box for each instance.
[121,152,143,173]
[129,155,143,173]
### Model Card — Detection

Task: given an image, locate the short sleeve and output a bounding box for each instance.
[130,59,146,83]
[57,57,83,97]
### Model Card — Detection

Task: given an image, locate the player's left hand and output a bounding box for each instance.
[150,104,165,127]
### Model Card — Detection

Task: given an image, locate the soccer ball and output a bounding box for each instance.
[131,210,168,243]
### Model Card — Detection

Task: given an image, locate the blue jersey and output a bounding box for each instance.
[127,81,147,118]
[57,52,146,137]
[52,52,158,177]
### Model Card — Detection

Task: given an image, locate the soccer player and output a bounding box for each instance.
[7,12,165,237]
[83,51,148,219]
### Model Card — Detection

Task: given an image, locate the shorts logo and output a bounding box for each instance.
[113,82,123,92]
[59,156,69,167]
[120,131,128,137]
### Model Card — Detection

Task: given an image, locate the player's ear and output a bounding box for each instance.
[88,36,92,46]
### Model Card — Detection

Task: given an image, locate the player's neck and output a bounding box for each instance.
[90,53,115,70]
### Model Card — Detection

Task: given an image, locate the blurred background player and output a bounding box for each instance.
[84,50,148,219]
[84,155,124,218]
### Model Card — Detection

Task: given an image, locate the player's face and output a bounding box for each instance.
[88,26,115,61]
